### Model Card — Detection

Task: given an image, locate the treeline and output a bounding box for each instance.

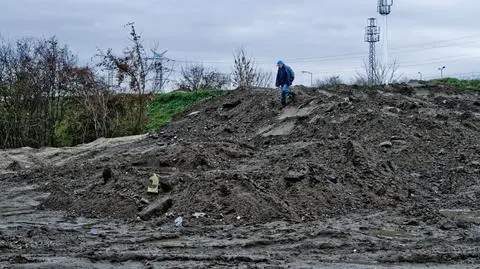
[0,23,275,149]
[0,35,150,148]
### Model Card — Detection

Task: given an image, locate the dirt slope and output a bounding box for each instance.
[2,84,479,227]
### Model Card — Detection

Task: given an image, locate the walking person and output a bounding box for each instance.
[275,60,295,107]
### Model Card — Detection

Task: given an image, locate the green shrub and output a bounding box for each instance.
[54,118,75,147]
[433,78,480,92]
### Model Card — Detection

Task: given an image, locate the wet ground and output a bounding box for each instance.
[2,178,480,268]
[1,84,480,268]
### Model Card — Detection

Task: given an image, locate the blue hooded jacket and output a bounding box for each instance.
[275,61,294,87]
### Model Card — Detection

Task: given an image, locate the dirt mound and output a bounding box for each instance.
[4,84,479,226]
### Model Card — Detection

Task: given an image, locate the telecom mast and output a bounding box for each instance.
[377,0,393,84]
[364,18,380,85]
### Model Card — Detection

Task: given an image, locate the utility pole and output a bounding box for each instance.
[378,0,393,85]
[364,18,380,85]
[301,70,313,87]
[438,66,446,78]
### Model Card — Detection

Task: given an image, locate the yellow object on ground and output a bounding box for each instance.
[147,173,159,193]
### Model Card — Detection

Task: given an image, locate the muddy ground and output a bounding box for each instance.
[1,83,480,268]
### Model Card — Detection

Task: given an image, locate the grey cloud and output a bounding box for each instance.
[1,0,479,85]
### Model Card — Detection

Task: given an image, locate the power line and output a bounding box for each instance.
[392,39,480,54]
[401,55,480,68]
[280,39,480,64]
[276,35,480,62]
[245,37,480,65]
[300,54,480,75]
[170,34,480,65]
[392,34,480,50]
[162,34,480,77]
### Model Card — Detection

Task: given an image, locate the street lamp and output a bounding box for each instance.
[301,70,313,87]
[417,72,422,80]
[438,66,446,78]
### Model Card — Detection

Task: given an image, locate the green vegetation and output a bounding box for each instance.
[433,78,480,92]
[1,88,226,149]
[54,118,75,148]
[145,90,225,132]
[0,27,233,149]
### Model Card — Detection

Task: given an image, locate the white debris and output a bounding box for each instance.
[188,111,200,116]
[174,216,183,227]
[192,212,206,218]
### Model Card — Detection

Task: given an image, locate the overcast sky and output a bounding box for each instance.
[1,0,479,87]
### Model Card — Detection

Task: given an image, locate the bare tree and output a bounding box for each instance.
[201,69,230,89]
[179,64,229,91]
[254,69,273,88]
[0,36,97,148]
[179,64,204,90]
[374,58,402,84]
[0,32,173,149]
[314,75,343,87]
[355,58,403,86]
[96,22,164,131]
[72,67,111,139]
[231,48,273,88]
[97,22,152,94]
[232,48,256,88]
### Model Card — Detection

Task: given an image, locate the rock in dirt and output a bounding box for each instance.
[159,180,174,192]
[102,166,113,184]
[217,184,231,197]
[140,198,150,205]
[379,141,393,148]
[6,160,24,171]
[284,170,307,183]
[138,197,173,220]
[325,175,339,184]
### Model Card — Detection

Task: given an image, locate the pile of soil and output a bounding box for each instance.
[18,83,480,225]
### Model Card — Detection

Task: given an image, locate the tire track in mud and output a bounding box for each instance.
[1,179,479,268]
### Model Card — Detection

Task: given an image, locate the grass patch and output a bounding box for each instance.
[432,78,480,92]
[144,89,226,132]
